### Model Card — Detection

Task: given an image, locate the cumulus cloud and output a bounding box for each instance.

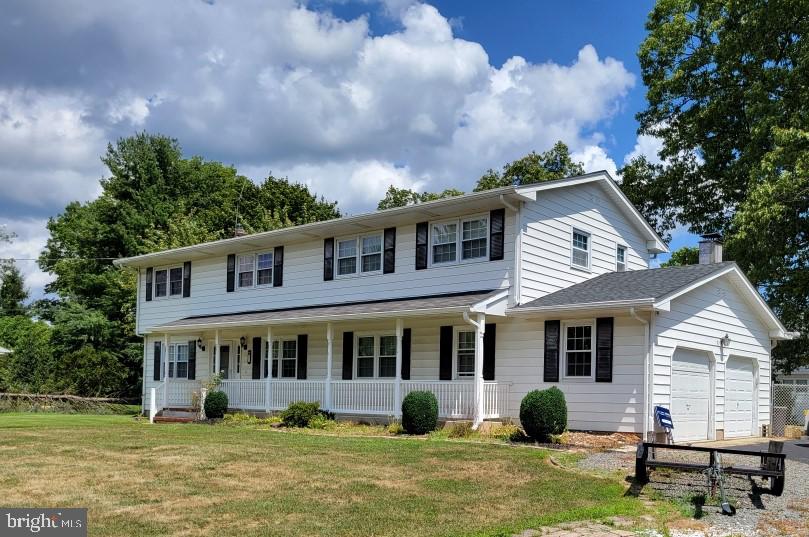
[573,145,618,179]
[0,217,54,299]
[1,0,638,297]
[624,133,665,166]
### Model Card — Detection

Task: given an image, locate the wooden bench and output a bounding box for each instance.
[635,441,786,496]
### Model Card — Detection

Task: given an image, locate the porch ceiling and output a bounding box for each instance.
[147,289,502,333]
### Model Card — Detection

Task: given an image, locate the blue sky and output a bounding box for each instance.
[0,0,692,298]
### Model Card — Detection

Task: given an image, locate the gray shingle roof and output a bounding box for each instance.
[152,290,499,331]
[516,262,737,309]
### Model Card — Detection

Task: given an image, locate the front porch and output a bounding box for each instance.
[154,378,508,420]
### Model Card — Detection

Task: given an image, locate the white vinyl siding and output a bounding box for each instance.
[519,181,651,302]
[136,212,514,334]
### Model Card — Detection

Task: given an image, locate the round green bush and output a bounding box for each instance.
[204,390,228,419]
[519,387,567,441]
[401,391,438,434]
[281,401,323,428]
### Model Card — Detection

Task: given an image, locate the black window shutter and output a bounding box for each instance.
[264,341,269,378]
[273,246,284,287]
[439,325,453,380]
[490,208,505,261]
[342,331,354,380]
[187,340,196,380]
[153,341,162,381]
[252,337,262,379]
[324,238,334,281]
[226,254,236,292]
[383,227,396,274]
[271,341,278,378]
[183,261,191,297]
[297,334,308,379]
[145,268,153,302]
[401,328,411,380]
[595,317,614,382]
[415,222,428,270]
[483,323,496,381]
[543,320,560,383]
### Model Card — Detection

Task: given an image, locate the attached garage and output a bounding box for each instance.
[724,357,756,438]
[671,349,712,442]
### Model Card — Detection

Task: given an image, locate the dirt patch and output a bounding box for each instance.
[558,431,640,450]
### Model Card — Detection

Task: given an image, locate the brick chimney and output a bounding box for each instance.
[698,233,723,264]
[234,222,247,237]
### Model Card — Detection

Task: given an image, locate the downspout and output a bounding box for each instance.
[630,307,651,441]
[463,311,485,429]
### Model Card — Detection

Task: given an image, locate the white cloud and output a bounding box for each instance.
[624,133,665,165]
[573,145,618,179]
[0,217,53,300]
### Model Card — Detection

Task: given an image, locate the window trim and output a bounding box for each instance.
[270,337,298,379]
[168,342,190,380]
[616,244,627,272]
[354,332,397,379]
[334,233,384,279]
[453,326,476,380]
[153,265,183,300]
[233,249,278,291]
[256,251,274,287]
[570,228,591,272]
[428,213,490,268]
[561,320,595,380]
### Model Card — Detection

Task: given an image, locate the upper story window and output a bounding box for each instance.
[456,330,475,378]
[431,216,488,266]
[256,252,273,286]
[564,322,593,377]
[571,229,590,270]
[154,266,183,298]
[337,234,382,277]
[237,255,255,288]
[616,245,627,272]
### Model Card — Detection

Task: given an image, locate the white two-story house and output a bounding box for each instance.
[114,172,792,441]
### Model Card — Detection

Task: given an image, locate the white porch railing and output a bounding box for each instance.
[168,379,509,420]
[149,381,166,423]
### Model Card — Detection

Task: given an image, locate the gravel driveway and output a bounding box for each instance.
[578,446,809,536]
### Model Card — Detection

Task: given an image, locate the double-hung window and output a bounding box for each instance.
[564,322,593,377]
[356,334,396,378]
[461,217,487,260]
[431,222,457,264]
[456,330,475,378]
[616,245,626,272]
[169,267,183,296]
[337,239,358,276]
[361,235,382,272]
[168,343,189,379]
[271,339,298,378]
[237,255,254,288]
[256,252,273,286]
[571,229,590,269]
[154,269,168,297]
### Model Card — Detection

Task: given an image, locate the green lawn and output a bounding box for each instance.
[0,413,649,536]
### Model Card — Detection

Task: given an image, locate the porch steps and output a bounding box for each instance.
[153,409,197,423]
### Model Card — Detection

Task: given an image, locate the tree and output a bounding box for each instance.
[633,0,809,372]
[0,262,28,317]
[661,246,699,267]
[473,141,585,191]
[39,133,341,397]
[377,186,464,210]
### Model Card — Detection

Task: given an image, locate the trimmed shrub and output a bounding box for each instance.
[519,387,567,441]
[204,390,228,419]
[401,391,438,434]
[281,401,322,428]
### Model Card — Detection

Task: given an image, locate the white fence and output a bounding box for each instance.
[772,383,809,435]
[149,382,166,423]
[211,379,509,419]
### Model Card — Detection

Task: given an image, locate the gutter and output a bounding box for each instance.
[507,298,655,315]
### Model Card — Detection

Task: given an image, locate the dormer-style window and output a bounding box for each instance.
[571,229,590,270]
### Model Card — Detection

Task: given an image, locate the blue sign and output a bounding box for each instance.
[655,406,674,430]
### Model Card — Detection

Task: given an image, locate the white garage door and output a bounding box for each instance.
[671,349,711,441]
[725,357,755,438]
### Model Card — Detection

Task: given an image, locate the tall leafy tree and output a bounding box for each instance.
[660,246,699,267]
[0,262,28,317]
[473,141,585,191]
[630,0,809,372]
[377,186,464,210]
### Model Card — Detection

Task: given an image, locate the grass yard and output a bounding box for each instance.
[0,413,651,536]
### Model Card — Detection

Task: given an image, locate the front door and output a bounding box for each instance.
[220,345,231,379]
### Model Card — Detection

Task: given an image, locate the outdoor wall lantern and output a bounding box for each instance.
[197,338,206,352]
[247,350,252,364]
[239,336,247,350]
[719,333,731,348]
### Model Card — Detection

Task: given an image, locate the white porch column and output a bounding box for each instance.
[474,313,486,428]
[265,325,273,413]
[395,318,403,417]
[325,323,333,411]
[214,330,220,375]
[163,333,169,408]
